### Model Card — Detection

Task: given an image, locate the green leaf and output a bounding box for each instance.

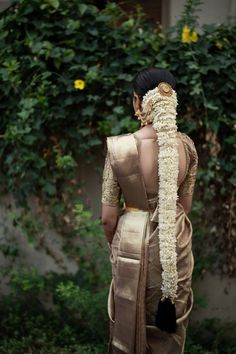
[50,0,59,9]
[78,4,88,15]
[43,182,56,196]
[53,58,61,69]
[204,102,218,111]
[113,106,124,115]
[228,176,236,187]
[82,106,95,117]
[40,0,59,10]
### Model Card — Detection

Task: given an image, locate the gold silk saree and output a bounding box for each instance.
[101,132,198,354]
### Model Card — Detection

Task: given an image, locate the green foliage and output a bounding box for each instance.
[0,294,108,353]
[0,0,159,205]
[10,266,45,293]
[185,319,236,354]
[0,209,110,350]
[177,0,203,30]
[1,282,236,354]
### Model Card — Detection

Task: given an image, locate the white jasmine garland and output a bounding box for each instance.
[141,83,179,302]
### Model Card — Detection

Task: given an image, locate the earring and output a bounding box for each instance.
[135,109,145,127]
[135,109,142,119]
[135,109,153,127]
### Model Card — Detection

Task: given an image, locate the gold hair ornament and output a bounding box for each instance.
[157,82,173,96]
[135,82,174,126]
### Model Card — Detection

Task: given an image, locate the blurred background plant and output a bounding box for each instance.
[0,0,235,352]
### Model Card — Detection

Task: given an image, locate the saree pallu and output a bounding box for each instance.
[106,134,194,354]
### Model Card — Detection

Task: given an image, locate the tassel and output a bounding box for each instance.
[155,297,177,333]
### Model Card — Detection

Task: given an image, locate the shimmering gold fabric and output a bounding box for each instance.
[102,132,197,354]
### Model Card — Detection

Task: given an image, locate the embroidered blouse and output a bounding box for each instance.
[177,132,198,197]
[101,151,121,207]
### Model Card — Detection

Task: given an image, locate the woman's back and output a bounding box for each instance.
[133,125,196,199]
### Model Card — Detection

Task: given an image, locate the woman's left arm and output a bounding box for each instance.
[101,151,121,244]
[101,204,120,243]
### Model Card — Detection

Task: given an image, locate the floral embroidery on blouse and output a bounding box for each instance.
[101,151,121,206]
[178,132,198,197]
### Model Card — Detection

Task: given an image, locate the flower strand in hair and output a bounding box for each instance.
[141,82,179,332]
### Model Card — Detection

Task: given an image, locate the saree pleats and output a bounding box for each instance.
[108,210,150,353]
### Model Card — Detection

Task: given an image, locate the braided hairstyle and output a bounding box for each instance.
[133,68,179,333]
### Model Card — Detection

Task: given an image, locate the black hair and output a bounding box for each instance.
[133,67,176,99]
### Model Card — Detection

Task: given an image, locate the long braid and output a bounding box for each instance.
[141,82,179,332]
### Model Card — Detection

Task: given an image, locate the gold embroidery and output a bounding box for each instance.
[178,132,198,197]
[101,152,121,206]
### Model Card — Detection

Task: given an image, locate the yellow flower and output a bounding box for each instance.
[181,25,191,43]
[216,41,223,49]
[190,31,198,43]
[74,79,85,90]
[181,25,198,44]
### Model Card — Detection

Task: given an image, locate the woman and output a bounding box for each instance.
[101,68,198,354]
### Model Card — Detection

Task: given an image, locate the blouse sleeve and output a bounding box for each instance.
[178,134,198,197]
[101,151,121,207]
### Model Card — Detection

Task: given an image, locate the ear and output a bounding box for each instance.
[133,92,142,111]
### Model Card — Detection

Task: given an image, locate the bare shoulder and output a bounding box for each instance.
[134,125,157,140]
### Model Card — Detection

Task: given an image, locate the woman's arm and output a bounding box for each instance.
[101,204,119,243]
[178,195,193,215]
[101,149,121,244]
